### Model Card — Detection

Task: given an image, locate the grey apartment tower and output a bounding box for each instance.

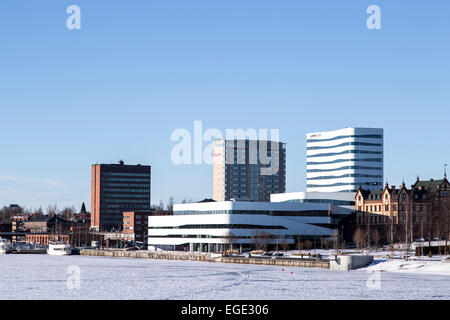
[213,139,286,202]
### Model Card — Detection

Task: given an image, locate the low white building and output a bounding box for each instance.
[148,198,352,252]
[270,191,355,215]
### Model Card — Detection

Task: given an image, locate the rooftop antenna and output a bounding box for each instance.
[445,164,448,178]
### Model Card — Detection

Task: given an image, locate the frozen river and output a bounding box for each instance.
[0,255,448,300]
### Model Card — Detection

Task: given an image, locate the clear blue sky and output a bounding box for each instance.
[0,1,449,211]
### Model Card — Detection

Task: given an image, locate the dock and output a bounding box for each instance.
[80,249,331,269]
[10,248,47,254]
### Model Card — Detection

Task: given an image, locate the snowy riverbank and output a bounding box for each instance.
[0,254,448,299]
[364,257,450,276]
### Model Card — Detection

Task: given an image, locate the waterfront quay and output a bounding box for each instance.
[80,249,331,269]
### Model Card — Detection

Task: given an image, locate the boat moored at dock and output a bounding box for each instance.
[47,241,72,256]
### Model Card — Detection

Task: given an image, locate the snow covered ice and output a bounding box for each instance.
[0,255,448,300]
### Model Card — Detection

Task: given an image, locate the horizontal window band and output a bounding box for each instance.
[307,181,382,188]
[307,142,382,150]
[307,166,383,173]
[307,150,382,158]
[305,189,358,193]
[100,199,150,203]
[150,224,287,230]
[148,235,294,240]
[307,158,382,165]
[173,210,330,216]
[101,196,150,199]
[285,199,355,205]
[307,134,383,143]
[307,174,383,180]
[101,172,150,177]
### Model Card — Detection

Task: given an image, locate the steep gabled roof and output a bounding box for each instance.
[413,178,444,187]
[356,188,371,200]
[358,188,383,201]
[412,178,445,193]
[386,187,399,197]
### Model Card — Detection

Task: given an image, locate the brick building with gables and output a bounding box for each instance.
[355,175,450,245]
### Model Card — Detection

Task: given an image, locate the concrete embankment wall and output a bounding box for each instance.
[80,249,330,268]
[329,255,374,271]
[81,250,374,270]
[80,249,215,262]
[217,257,330,268]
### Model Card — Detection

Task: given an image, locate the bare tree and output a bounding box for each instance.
[426,205,434,249]
[60,206,76,220]
[0,205,23,224]
[371,228,381,249]
[304,240,313,251]
[261,231,272,251]
[249,230,269,251]
[296,237,303,251]
[31,207,44,221]
[395,222,405,244]
[225,231,239,251]
[167,197,174,213]
[322,238,331,250]
[353,227,365,249]
[406,198,413,249]
[151,201,165,215]
[433,206,445,254]
[281,240,289,251]
[251,230,265,251]
[365,213,371,249]
[383,222,393,250]
[443,195,450,254]
[46,204,59,216]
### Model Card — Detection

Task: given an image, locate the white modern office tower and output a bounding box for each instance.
[306,127,383,193]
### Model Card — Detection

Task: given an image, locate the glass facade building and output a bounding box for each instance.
[306,127,383,192]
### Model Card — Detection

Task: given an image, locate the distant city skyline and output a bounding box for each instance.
[0,1,449,211]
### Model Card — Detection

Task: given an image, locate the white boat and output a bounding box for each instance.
[0,238,12,254]
[46,217,72,255]
[47,241,72,256]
